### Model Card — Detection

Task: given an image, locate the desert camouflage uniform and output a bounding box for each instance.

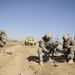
[62,34,75,62]
[0,30,7,52]
[38,33,55,65]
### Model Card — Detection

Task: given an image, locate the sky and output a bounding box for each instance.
[0,0,75,41]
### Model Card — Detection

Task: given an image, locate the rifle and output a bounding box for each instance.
[43,42,59,57]
[49,42,59,56]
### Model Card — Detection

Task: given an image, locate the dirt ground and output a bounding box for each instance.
[0,42,75,75]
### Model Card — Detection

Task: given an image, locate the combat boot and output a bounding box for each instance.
[39,61,43,66]
[0,47,5,53]
[68,59,73,64]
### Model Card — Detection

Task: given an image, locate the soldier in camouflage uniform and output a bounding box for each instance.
[38,33,55,66]
[62,34,75,64]
[0,30,7,52]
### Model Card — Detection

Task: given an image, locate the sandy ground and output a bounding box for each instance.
[0,42,75,75]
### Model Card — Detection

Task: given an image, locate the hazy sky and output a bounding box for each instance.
[0,0,75,41]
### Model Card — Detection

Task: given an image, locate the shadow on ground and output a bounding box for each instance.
[27,56,39,63]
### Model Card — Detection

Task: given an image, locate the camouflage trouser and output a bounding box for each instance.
[0,47,5,52]
[0,41,5,47]
[68,47,75,59]
[38,47,43,62]
[38,47,50,62]
[64,47,75,59]
[0,41,5,52]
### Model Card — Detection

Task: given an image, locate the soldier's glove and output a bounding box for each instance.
[42,47,49,53]
[43,50,50,56]
[64,48,68,52]
[44,49,49,53]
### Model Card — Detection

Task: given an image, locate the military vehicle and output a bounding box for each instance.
[25,36,37,46]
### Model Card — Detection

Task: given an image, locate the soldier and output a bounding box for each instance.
[38,33,55,66]
[62,34,75,64]
[0,30,7,52]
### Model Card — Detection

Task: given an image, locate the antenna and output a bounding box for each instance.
[56,35,58,41]
[74,34,75,40]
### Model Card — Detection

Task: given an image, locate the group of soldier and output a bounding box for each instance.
[38,33,75,66]
[0,30,75,66]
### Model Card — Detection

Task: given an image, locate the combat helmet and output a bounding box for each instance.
[0,30,5,34]
[62,34,69,41]
[45,33,52,39]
